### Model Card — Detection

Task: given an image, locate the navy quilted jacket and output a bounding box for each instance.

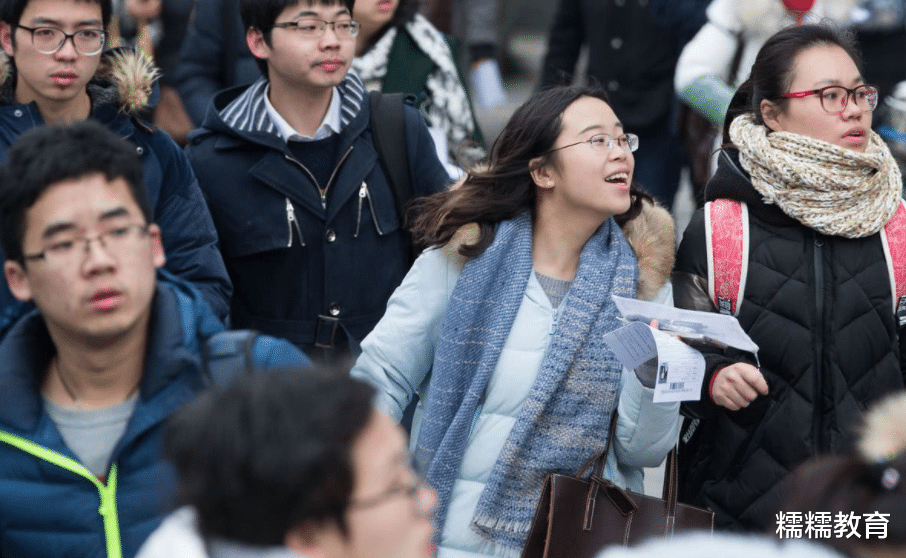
[0,273,309,558]
[0,50,233,333]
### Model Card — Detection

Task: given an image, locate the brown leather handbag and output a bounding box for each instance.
[520,413,714,558]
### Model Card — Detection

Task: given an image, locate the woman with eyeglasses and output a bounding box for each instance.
[673,23,905,532]
[352,84,680,558]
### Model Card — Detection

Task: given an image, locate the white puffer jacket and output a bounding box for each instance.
[674,0,856,125]
[352,202,680,558]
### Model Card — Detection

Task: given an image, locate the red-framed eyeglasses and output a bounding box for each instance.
[781,84,879,114]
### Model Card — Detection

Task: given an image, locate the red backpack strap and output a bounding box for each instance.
[705,199,749,316]
[881,200,906,327]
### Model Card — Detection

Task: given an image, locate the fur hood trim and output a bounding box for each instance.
[0,47,158,114]
[735,0,856,38]
[442,200,675,302]
[858,392,906,462]
[622,199,675,301]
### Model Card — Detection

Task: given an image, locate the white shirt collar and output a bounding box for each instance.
[264,85,343,142]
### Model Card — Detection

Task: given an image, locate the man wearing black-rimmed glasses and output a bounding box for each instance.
[0,0,233,334]
[0,121,309,558]
[184,0,449,362]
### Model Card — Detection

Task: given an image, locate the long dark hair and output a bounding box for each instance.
[722,23,863,145]
[411,85,651,257]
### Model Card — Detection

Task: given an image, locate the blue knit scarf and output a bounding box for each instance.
[413,212,637,553]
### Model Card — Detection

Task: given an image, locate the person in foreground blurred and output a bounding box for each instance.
[137,367,438,558]
[673,23,905,530]
[353,84,680,557]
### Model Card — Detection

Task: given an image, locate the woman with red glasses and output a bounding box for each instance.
[673,23,905,532]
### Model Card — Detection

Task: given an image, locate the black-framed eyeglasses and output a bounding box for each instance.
[16,24,105,55]
[543,133,639,156]
[24,223,151,267]
[270,18,359,38]
[348,475,430,515]
[781,84,879,114]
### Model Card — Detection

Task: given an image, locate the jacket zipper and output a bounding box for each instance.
[363,183,385,236]
[0,430,123,558]
[285,198,305,247]
[355,182,367,238]
[812,235,826,454]
[283,146,354,209]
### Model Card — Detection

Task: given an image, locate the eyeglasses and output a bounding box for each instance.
[348,474,431,515]
[16,25,105,55]
[781,84,879,114]
[24,224,151,267]
[544,133,639,156]
[270,18,359,38]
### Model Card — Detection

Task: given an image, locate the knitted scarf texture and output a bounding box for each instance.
[413,213,637,554]
[730,113,903,238]
[351,14,477,155]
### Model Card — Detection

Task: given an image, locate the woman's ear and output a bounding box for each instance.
[529,156,555,191]
[760,99,782,132]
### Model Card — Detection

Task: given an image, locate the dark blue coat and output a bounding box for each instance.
[0,273,309,558]
[185,75,450,351]
[0,50,233,333]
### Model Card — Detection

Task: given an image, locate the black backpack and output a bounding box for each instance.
[369,91,418,265]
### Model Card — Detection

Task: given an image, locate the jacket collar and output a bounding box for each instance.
[706,148,798,227]
[0,274,221,436]
[205,72,368,148]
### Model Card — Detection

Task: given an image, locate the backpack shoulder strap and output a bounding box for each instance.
[369,91,413,227]
[202,329,260,384]
[705,199,749,316]
[881,199,906,326]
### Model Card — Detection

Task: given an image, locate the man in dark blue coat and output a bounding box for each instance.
[0,121,309,558]
[0,0,233,333]
[186,0,450,359]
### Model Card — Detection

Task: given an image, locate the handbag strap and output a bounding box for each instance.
[661,447,681,534]
[575,411,620,480]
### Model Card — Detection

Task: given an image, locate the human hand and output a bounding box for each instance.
[710,363,768,411]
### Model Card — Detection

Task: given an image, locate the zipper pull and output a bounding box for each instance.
[355,182,367,238]
[285,198,306,247]
[286,198,295,247]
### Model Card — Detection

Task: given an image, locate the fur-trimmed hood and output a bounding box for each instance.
[443,200,675,302]
[0,47,158,114]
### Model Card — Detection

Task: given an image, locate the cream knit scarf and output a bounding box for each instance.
[729,113,903,238]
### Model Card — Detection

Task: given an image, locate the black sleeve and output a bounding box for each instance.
[539,0,585,88]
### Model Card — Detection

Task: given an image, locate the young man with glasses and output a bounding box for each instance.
[136,368,438,558]
[0,0,233,334]
[0,121,309,558]
[184,0,450,360]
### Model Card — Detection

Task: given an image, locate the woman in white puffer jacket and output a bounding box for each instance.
[675,0,856,127]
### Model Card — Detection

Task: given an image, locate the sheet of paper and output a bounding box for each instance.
[611,295,759,354]
[602,322,706,402]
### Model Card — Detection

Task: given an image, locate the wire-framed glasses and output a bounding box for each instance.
[544,133,639,156]
[24,224,151,267]
[270,18,360,38]
[16,25,105,55]
[781,84,879,114]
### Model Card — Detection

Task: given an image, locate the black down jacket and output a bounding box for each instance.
[672,149,906,530]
